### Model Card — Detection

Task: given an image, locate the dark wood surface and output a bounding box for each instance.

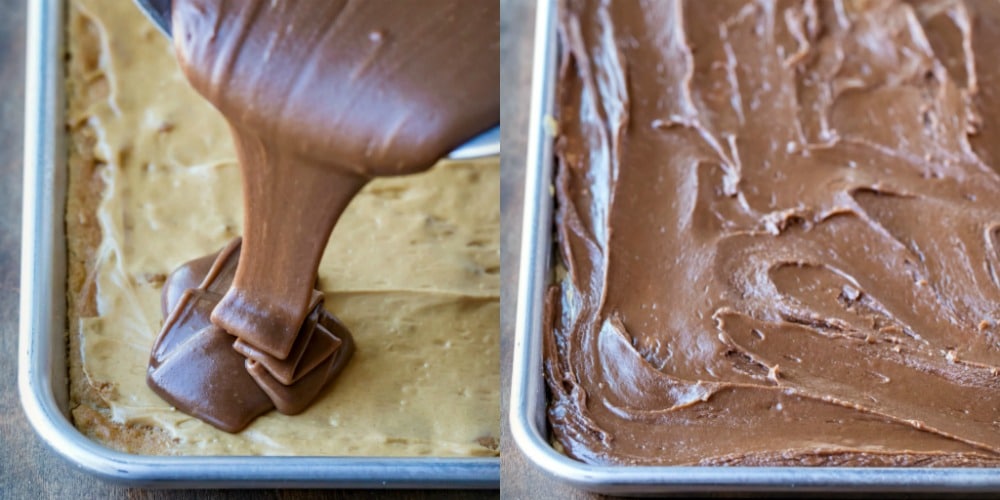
[0,1,504,498]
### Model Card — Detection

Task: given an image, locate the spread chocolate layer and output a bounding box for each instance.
[546,0,1000,466]
[147,0,499,429]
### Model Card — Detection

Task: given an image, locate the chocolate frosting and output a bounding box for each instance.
[149,239,354,432]
[546,0,1000,466]
[148,0,498,431]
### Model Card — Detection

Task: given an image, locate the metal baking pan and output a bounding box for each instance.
[509,0,1000,494]
[18,0,498,488]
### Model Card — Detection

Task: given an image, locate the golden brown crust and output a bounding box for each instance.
[65,3,173,454]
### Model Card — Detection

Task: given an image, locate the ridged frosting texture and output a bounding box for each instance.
[547,0,1000,466]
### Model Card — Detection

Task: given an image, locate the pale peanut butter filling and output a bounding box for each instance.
[68,0,499,456]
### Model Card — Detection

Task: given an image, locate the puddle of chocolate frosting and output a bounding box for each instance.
[547,0,1000,466]
[149,239,353,432]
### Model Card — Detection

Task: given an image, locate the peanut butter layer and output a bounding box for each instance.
[67,0,498,456]
[547,0,1000,466]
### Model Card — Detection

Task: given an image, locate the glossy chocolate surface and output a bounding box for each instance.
[546,0,1000,466]
[149,239,354,432]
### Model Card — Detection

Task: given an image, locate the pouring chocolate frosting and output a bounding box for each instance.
[147,0,498,431]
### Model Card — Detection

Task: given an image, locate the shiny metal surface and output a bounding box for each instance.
[448,126,500,160]
[18,0,498,488]
[133,0,171,35]
[508,0,1000,494]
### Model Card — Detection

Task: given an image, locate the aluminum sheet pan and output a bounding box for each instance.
[18,0,499,488]
[508,0,1000,494]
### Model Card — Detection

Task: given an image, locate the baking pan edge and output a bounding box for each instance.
[18,0,499,489]
[508,0,1000,494]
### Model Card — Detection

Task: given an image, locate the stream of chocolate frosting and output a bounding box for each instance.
[546,0,1000,466]
[147,0,498,431]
